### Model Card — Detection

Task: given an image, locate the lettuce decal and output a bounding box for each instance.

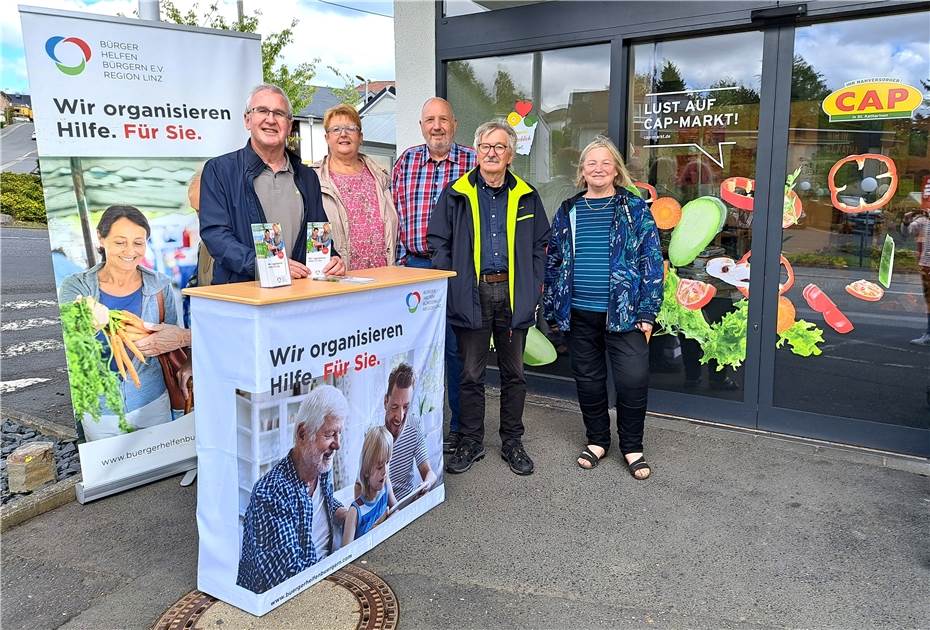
[657,266,824,370]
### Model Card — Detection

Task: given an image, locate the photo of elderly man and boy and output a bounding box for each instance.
[234,356,442,595]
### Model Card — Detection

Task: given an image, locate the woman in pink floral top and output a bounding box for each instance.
[314,104,399,271]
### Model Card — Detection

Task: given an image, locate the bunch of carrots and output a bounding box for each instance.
[103,309,151,389]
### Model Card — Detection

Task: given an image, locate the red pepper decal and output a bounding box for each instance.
[732,250,795,298]
[720,177,755,211]
[720,176,803,229]
[827,153,898,214]
[802,283,854,334]
[633,181,657,204]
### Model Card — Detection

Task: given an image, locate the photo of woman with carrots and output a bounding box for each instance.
[59,205,193,441]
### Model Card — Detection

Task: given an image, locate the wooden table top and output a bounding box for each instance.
[182,266,455,306]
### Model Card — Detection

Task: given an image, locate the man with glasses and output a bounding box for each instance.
[200,83,345,284]
[427,120,550,476]
[392,98,476,454]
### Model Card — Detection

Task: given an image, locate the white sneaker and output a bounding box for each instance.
[909,333,930,346]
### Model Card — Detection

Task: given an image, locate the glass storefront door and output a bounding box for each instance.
[626,31,765,406]
[441,4,930,455]
[760,11,930,453]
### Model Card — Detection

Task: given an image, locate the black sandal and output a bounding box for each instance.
[577,447,606,470]
[626,455,652,479]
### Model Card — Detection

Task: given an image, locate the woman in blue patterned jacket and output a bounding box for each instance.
[543,136,663,478]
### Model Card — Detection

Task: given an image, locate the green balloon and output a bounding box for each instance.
[668,196,727,267]
[523,326,557,366]
[524,114,538,126]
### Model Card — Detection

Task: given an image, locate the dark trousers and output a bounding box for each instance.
[568,308,649,455]
[454,281,528,447]
[405,254,461,432]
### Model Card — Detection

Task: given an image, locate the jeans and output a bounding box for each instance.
[454,281,528,446]
[568,308,649,455]
[405,254,461,432]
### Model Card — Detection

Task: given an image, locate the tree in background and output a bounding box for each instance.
[707,78,760,105]
[654,60,686,93]
[328,67,362,108]
[790,55,830,103]
[161,1,317,114]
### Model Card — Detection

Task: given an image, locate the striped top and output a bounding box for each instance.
[387,416,428,500]
[572,196,614,312]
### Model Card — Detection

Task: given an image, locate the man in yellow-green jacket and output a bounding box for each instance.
[427,120,550,477]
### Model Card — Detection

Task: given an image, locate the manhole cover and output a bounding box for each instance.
[151,564,398,630]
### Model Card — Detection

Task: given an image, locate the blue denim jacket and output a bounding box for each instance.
[59,263,183,413]
[543,189,664,332]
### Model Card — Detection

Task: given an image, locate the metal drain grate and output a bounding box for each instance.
[151,564,398,630]
[328,564,398,630]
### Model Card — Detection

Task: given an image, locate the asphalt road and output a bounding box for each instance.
[1,121,38,174]
[0,227,75,428]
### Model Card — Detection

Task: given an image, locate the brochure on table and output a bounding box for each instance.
[252,222,290,288]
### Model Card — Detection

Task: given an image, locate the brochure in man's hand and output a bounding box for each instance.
[306,221,332,278]
[252,222,291,288]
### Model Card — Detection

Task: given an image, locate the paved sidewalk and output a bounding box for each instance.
[2,396,928,629]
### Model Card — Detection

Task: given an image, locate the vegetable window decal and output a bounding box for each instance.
[719,177,755,211]
[718,170,803,229]
[845,280,884,302]
[803,284,854,335]
[827,153,898,214]
[632,181,657,205]
[650,197,682,230]
[676,279,716,310]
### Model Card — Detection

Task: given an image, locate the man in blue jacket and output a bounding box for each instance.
[428,120,550,476]
[200,83,345,284]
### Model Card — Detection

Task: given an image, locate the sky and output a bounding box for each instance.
[0,0,395,94]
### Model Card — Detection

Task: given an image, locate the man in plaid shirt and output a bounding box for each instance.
[236,385,348,594]
[393,97,476,454]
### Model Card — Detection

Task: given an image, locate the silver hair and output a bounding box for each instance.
[420,96,455,120]
[473,120,517,154]
[245,83,293,118]
[293,384,349,442]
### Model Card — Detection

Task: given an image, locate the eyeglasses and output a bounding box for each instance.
[477,143,509,155]
[327,125,360,135]
[248,106,291,121]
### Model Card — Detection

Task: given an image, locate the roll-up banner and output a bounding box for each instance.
[19,5,262,503]
[190,279,448,615]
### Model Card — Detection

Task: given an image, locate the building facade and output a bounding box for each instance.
[395,0,930,457]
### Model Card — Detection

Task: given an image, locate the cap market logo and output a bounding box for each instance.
[405,291,421,313]
[821,78,922,122]
[45,36,92,76]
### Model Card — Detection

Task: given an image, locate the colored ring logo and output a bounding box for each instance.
[45,36,92,76]
[406,291,421,313]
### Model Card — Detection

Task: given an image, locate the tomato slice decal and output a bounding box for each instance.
[845,279,884,302]
[676,279,716,310]
[827,153,898,214]
[802,283,854,334]
[720,177,755,211]
[632,181,657,204]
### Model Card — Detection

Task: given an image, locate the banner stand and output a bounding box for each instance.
[20,6,261,502]
[76,458,196,504]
